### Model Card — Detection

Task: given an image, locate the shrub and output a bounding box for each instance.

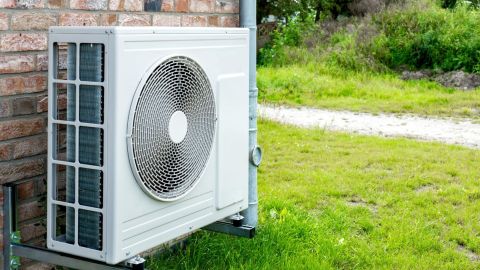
[440,0,480,9]
[258,0,480,74]
[348,0,385,16]
[258,16,316,66]
[373,5,480,72]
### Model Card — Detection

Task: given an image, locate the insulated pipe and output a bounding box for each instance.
[240,0,261,227]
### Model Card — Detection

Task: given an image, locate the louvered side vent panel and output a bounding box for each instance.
[50,42,105,253]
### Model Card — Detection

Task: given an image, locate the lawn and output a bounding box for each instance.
[258,64,480,118]
[148,120,480,269]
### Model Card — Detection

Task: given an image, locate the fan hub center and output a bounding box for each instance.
[168,111,188,143]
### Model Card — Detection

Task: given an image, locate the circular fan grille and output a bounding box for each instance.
[128,56,216,201]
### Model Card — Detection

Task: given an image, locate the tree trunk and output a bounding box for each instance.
[332,9,339,20]
[315,2,322,22]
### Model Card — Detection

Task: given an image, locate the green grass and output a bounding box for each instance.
[258,64,480,118]
[148,120,480,269]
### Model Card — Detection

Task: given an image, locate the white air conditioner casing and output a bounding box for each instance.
[47,27,249,264]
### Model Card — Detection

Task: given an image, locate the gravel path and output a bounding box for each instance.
[259,104,480,149]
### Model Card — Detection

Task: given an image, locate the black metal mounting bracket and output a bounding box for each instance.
[1,183,254,270]
[1,184,144,270]
[203,221,256,239]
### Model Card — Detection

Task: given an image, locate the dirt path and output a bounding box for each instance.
[259,104,480,149]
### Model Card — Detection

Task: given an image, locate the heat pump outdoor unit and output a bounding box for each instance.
[47,26,249,264]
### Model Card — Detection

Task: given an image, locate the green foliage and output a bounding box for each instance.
[322,29,386,72]
[374,5,480,72]
[257,0,355,24]
[258,17,316,66]
[259,17,388,72]
[148,121,480,269]
[440,0,480,9]
[259,2,480,74]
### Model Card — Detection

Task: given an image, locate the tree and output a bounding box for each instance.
[441,0,480,9]
[257,0,299,24]
[302,0,333,22]
[258,0,390,24]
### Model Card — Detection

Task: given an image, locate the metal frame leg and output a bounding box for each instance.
[125,256,145,270]
[2,183,254,269]
[2,183,253,269]
[3,185,15,270]
[2,184,144,270]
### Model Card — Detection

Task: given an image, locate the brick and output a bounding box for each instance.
[208,15,219,26]
[0,157,45,183]
[0,33,47,52]
[0,54,35,74]
[15,0,44,8]
[0,12,8,31]
[27,234,47,247]
[215,0,238,13]
[36,95,48,112]
[175,0,188,12]
[12,134,47,159]
[189,0,214,12]
[220,15,239,27]
[59,13,98,26]
[152,14,181,26]
[12,96,36,116]
[0,98,12,118]
[18,201,45,221]
[35,177,46,194]
[70,0,107,10]
[48,0,66,8]
[23,263,53,270]
[20,222,46,242]
[17,180,35,200]
[36,53,48,71]
[118,14,150,26]
[0,136,46,161]
[109,0,143,11]
[0,75,47,96]
[11,13,56,30]
[0,141,12,160]
[46,91,68,113]
[100,13,117,26]
[57,50,68,70]
[20,253,34,270]
[0,0,15,8]
[0,117,45,141]
[161,0,173,11]
[181,15,207,27]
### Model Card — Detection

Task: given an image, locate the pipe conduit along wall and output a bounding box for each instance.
[240,0,261,228]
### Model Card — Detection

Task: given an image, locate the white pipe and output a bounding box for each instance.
[240,0,260,227]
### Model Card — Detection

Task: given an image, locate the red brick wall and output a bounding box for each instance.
[0,0,239,268]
